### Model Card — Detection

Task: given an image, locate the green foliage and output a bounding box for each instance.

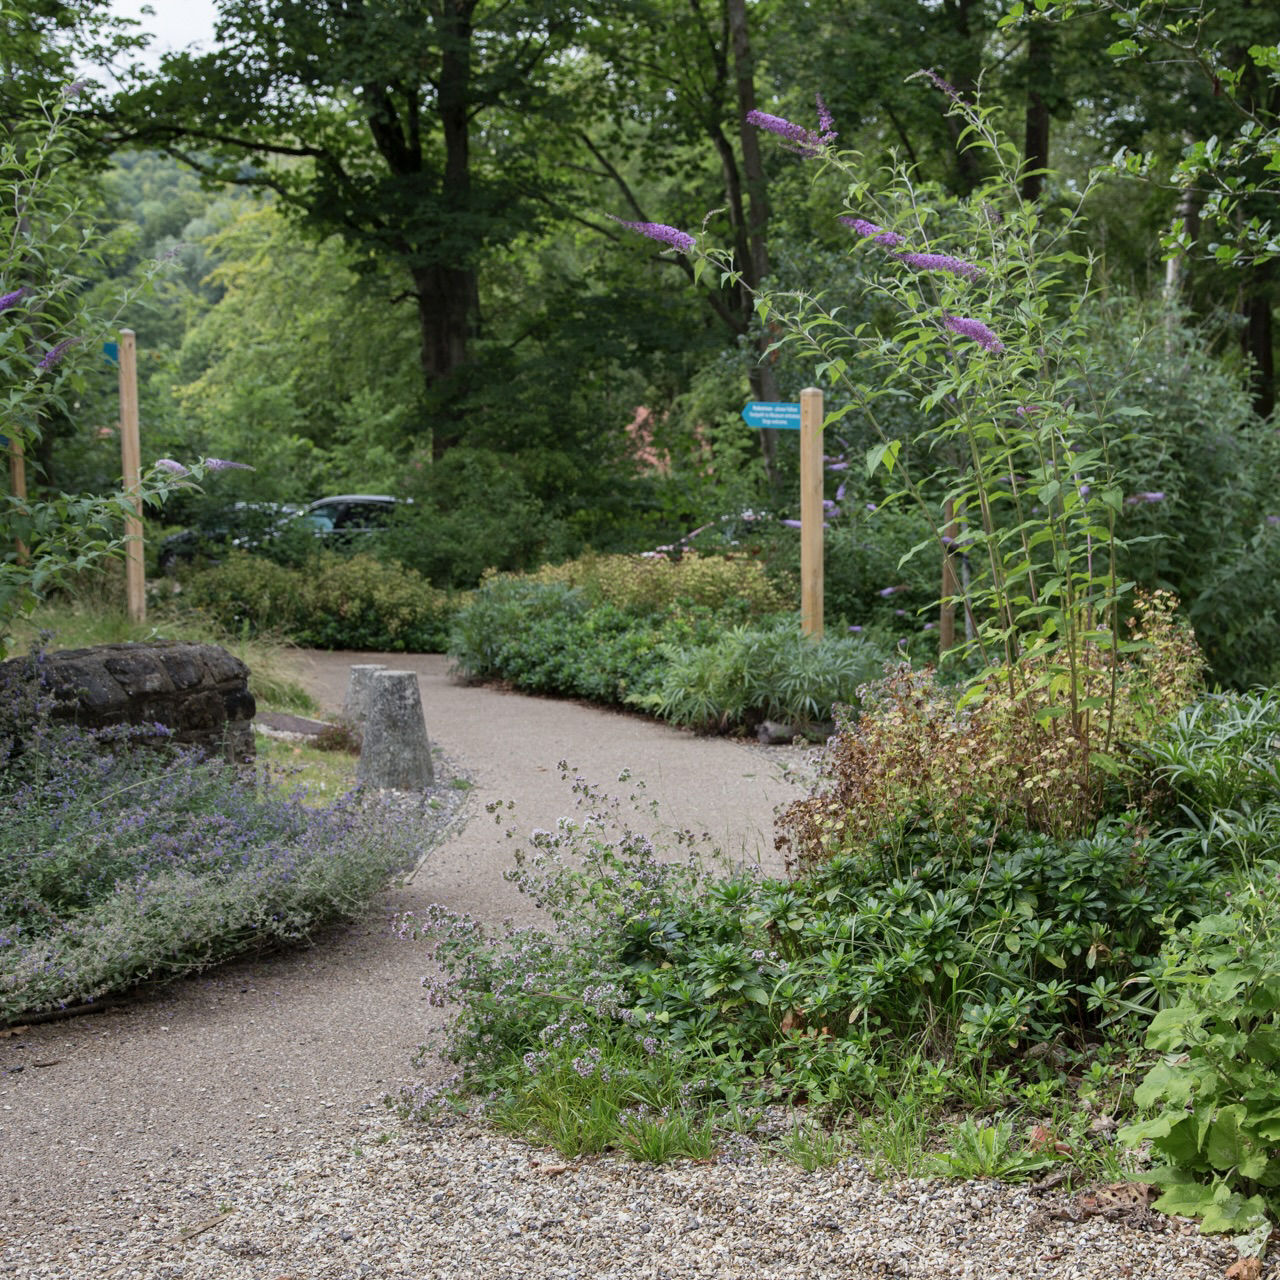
[183,551,464,653]
[524,550,787,618]
[780,599,1204,872]
[448,577,698,706]
[707,91,1160,834]
[632,620,883,734]
[0,94,202,653]
[405,767,1222,1159]
[1135,690,1280,862]
[1120,895,1280,1239]
[449,572,890,731]
[930,1117,1059,1180]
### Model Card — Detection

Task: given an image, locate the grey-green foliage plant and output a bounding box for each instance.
[0,91,202,653]
[630,618,883,734]
[625,83,1164,833]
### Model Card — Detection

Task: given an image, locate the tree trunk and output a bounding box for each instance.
[414,263,477,459]
[1020,23,1053,202]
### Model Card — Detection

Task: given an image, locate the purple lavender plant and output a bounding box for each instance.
[608,216,695,254]
[942,314,1004,353]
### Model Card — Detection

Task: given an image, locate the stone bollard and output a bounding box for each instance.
[343,663,387,727]
[356,669,434,791]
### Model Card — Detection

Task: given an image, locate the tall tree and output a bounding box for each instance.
[110,0,597,455]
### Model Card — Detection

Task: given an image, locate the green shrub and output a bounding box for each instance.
[524,550,788,619]
[403,769,1223,1148]
[630,619,884,733]
[449,577,719,705]
[1121,886,1280,1241]
[184,551,465,652]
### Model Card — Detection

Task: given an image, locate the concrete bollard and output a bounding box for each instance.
[344,663,387,726]
[356,669,434,791]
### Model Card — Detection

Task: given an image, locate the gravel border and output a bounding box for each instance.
[5,1111,1244,1280]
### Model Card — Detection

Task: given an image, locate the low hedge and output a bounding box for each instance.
[183,551,466,652]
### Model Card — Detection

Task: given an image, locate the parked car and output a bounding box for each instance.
[156,502,301,574]
[298,494,403,541]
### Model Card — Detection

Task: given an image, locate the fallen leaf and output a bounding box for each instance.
[0,1026,29,1038]
[1225,1259,1262,1280]
[541,1165,569,1176]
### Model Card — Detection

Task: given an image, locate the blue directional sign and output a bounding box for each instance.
[742,401,802,430]
[102,341,119,365]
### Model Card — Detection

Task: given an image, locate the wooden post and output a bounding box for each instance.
[800,386,824,639]
[8,434,27,564]
[118,328,144,623]
[940,498,958,654]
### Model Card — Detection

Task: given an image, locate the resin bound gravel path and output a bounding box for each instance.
[0,652,1252,1279]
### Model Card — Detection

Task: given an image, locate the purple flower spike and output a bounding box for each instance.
[37,336,80,369]
[839,217,905,248]
[1268,515,1280,526]
[155,458,190,476]
[923,68,961,101]
[816,94,836,142]
[942,315,1003,352]
[848,625,864,634]
[0,286,28,314]
[1124,491,1165,506]
[608,216,695,255]
[835,482,846,502]
[745,108,831,157]
[202,457,255,472]
[894,251,983,280]
[879,585,908,597]
[826,459,849,471]
[780,518,803,529]
[62,79,87,98]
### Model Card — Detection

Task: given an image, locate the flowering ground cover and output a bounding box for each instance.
[0,668,420,1023]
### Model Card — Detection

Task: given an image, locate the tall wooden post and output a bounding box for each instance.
[118,328,144,623]
[800,386,824,639]
[8,434,27,564]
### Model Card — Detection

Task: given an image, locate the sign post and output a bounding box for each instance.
[118,328,144,624]
[7,434,26,564]
[799,388,824,639]
[741,390,825,638]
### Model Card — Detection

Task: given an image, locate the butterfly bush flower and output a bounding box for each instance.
[155,458,190,476]
[202,458,255,471]
[1125,491,1165,506]
[746,94,836,157]
[838,216,905,248]
[894,251,983,280]
[923,67,961,102]
[608,216,695,254]
[942,314,1004,353]
[0,286,28,314]
[37,336,80,369]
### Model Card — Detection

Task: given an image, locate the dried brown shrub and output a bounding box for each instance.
[777,592,1203,876]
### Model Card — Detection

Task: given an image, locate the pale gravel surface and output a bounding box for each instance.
[0,652,1258,1278]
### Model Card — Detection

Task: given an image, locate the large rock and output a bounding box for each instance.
[0,642,256,763]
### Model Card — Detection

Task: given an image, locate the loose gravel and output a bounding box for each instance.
[3,1111,1243,1280]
